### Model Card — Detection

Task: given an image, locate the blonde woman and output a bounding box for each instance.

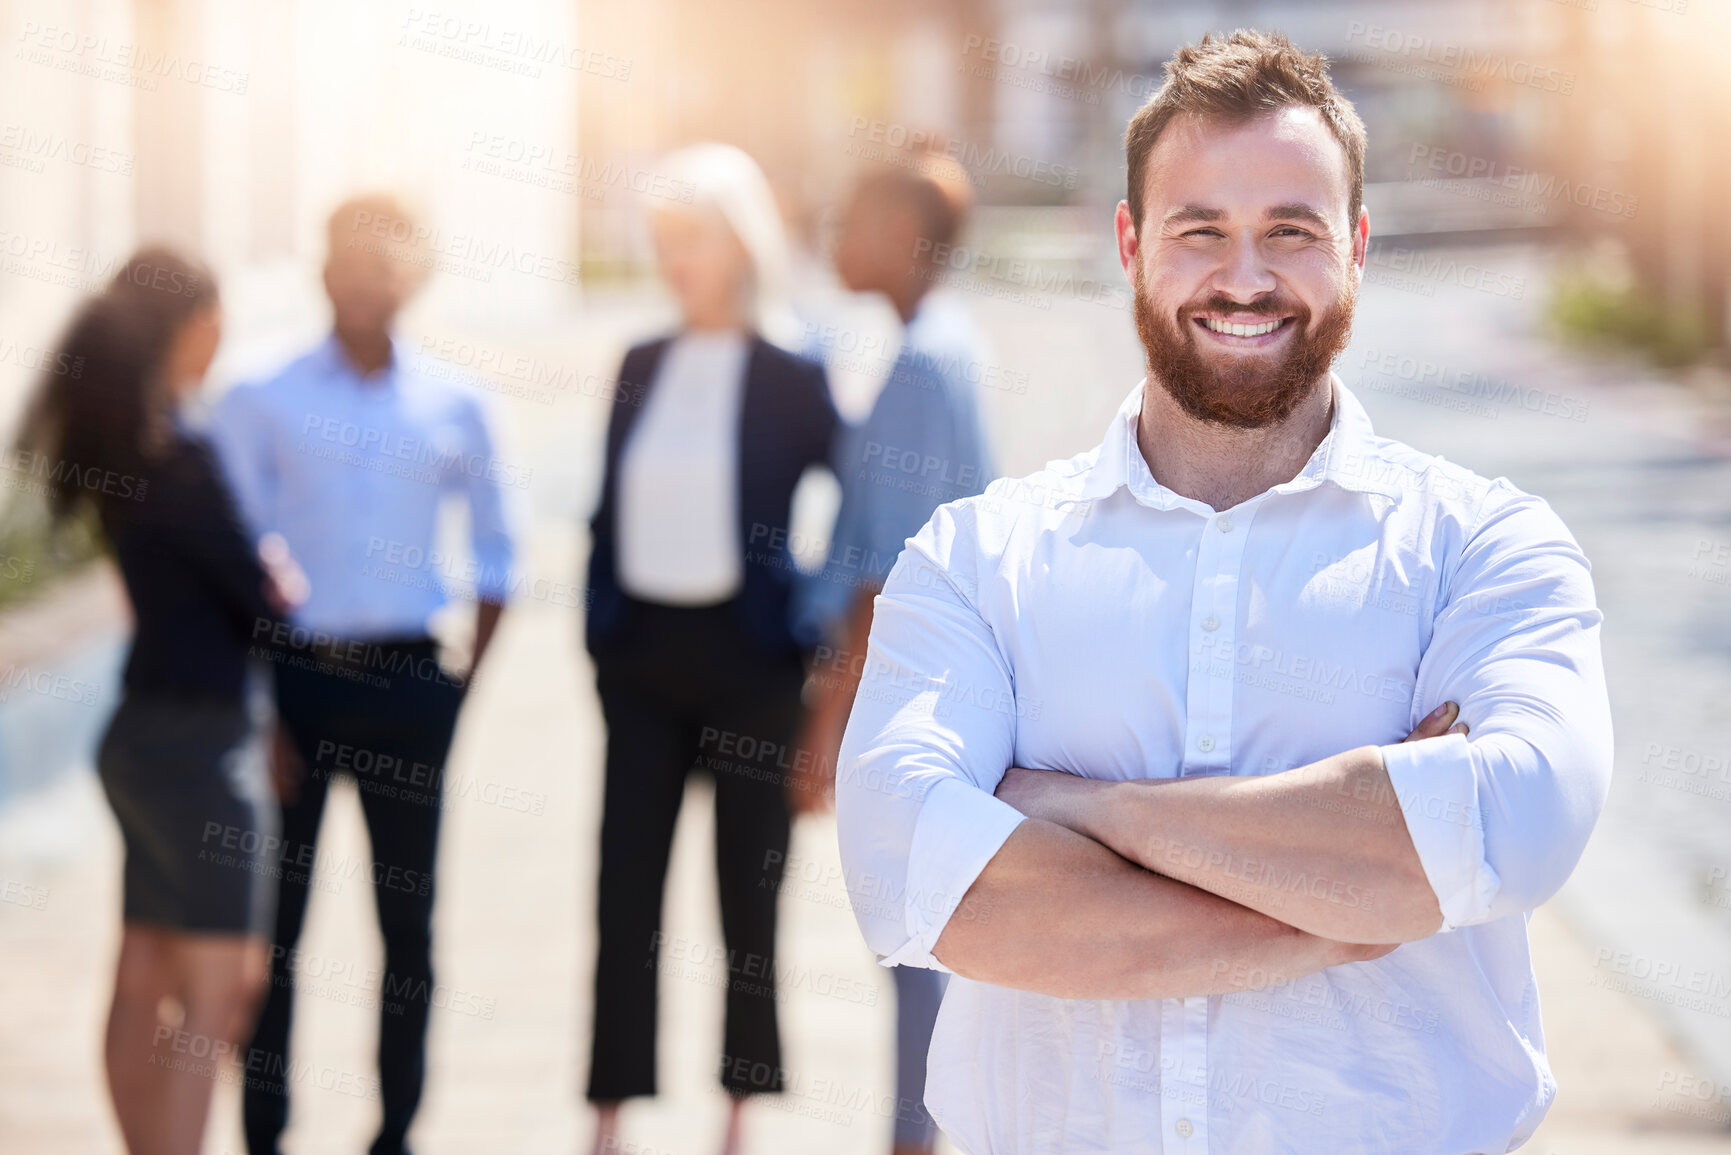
[582,144,837,1155]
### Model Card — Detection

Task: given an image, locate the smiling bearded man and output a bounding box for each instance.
[833,28,1612,1155]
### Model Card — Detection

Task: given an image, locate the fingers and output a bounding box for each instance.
[1403,701,1456,742]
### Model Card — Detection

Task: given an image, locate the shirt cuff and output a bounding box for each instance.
[878,776,1026,969]
[1381,733,1502,931]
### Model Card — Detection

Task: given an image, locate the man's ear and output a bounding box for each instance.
[1352,206,1370,270]
[1114,201,1139,283]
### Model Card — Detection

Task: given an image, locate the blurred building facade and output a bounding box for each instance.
[3,0,1728,445]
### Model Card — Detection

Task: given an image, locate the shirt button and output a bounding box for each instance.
[1175,1118,1195,1138]
[1197,735,1215,753]
[1201,615,1220,632]
[1216,515,1235,533]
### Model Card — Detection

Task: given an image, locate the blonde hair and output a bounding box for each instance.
[651,144,799,348]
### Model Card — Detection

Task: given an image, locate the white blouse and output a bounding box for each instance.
[616,330,749,605]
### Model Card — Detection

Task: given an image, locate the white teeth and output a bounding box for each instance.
[1202,318,1282,337]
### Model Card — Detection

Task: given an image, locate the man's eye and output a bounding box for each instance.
[1184,228,1224,238]
[1272,227,1312,238]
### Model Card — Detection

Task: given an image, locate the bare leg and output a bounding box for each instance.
[718,1096,745,1155]
[154,933,269,1153]
[104,924,267,1155]
[105,925,177,1153]
[590,1102,621,1155]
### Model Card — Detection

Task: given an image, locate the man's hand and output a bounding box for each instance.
[788,707,843,816]
[270,723,305,805]
[258,532,309,615]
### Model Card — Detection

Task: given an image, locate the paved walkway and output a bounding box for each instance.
[4,249,1731,1152]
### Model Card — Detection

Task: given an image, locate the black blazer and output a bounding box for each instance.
[585,334,838,659]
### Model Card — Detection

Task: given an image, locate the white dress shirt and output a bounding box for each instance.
[208,336,519,639]
[836,377,1613,1154]
[617,329,748,605]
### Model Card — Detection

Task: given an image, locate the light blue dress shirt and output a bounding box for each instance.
[796,294,995,643]
[208,336,519,640]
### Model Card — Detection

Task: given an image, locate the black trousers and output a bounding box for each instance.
[587,600,804,1101]
[244,639,465,1155]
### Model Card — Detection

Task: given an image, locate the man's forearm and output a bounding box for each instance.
[1004,749,1442,943]
[931,818,1393,1000]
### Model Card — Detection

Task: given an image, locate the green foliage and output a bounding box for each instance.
[0,492,104,614]
[1550,274,1713,369]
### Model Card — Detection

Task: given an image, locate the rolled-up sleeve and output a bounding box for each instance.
[456,396,518,602]
[836,504,1026,970]
[1381,483,1613,930]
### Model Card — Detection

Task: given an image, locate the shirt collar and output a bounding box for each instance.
[1073,373,1403,508]
[313,333,406,389]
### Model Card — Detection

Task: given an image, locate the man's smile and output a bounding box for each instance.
[1191,314,1296,346]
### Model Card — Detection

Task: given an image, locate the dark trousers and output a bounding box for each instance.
[587,600,804,1101]
[243,639,465,1155]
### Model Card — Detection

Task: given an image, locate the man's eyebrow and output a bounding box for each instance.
[1161,205,1224,228]
[1265,203,1333,229]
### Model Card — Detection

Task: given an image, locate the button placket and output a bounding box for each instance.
[1184,506,1258,776]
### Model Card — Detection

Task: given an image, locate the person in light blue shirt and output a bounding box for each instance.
[791,160,995,1155]
[207,193,517,1155]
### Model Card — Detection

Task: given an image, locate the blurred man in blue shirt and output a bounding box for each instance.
[209,194,517,1155]
[792,160,994,1155]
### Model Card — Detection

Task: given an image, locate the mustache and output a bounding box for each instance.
[1178,296,1307,320]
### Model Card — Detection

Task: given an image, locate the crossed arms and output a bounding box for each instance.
[834,492,1613,1003]
[934,705,1457,1002]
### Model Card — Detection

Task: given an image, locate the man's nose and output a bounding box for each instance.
[1209,235,1277,304]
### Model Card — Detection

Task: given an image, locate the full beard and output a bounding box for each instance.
[1133,266,1357,430]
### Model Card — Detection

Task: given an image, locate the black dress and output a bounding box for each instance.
[95,432,281,934]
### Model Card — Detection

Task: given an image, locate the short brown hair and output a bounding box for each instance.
[325,192,422,257]
[1124,30,1366,231]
